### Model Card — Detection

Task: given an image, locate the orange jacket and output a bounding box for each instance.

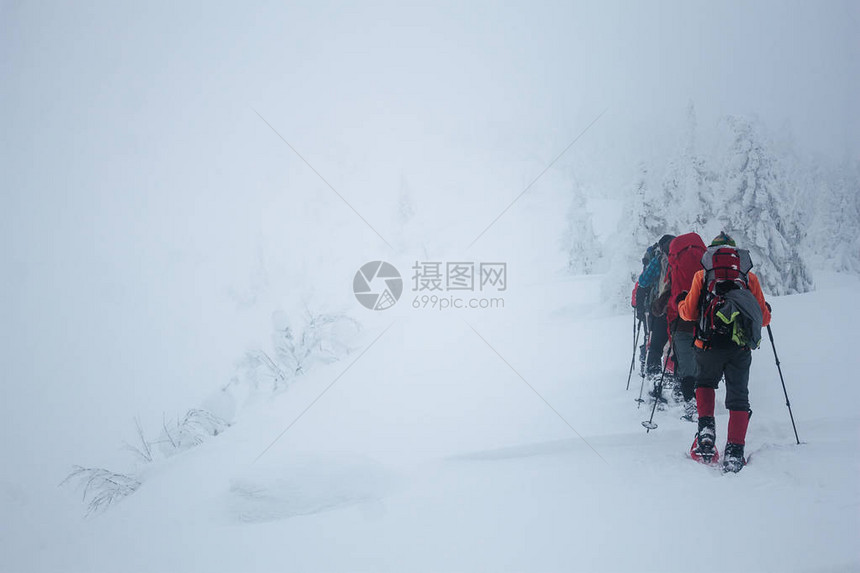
[678,270,771,348]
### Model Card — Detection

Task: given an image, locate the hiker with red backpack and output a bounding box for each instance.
[665,232,708,421]
[677,232,771,473]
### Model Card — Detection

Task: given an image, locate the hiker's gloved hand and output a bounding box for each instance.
[675,291,688,304]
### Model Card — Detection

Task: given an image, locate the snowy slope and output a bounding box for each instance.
[3,272,857,573]
[3,3,859,572]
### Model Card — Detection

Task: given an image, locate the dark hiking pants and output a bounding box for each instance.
[694,345,753,411]
[673,329,698,402]
[646,314,669,376]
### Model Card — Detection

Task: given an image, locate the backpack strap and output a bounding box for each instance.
[736,248,753,275]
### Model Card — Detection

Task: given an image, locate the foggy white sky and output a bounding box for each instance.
[1,0,857,481]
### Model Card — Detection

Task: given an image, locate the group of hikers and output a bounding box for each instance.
[631,231,771,473]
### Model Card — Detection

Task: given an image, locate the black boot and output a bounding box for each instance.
[691,416,718,463]
[723,443,746,473]
[671,380,684,404]
[648,384,668,403]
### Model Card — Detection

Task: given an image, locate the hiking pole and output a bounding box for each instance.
[626,309,637,389]
[636,315,651,407]
[636,334,649,407]
[765,303,801,445]
[642,367,665,432]
[626,313,642,390]
[642,320,678,432]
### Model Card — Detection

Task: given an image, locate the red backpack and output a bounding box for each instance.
[696,245,754,346]
[667,233,707,325]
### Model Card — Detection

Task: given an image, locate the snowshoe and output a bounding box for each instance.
[690,436,720,464]
[722,443,746,473]
[690,416,719,464]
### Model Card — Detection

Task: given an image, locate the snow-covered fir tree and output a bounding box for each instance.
[397,174,415,226]
[601,163,661,308]
[805,159,860,273]
[392,173,421,254]
[565,182,602,274]
[600,107,859,308]
[800,162,832,269]
[660,102,716,235]
[638,163,672,239]
[718,116,813,295]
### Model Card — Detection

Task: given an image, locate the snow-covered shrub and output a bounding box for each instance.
[61,467,141,516]
[231,310,361,395]
[157,409,231,456]
[122,417,153,463]
[65,309,362,515]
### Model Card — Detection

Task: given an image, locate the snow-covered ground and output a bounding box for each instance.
[3,3,858,572]
[3,270,857,573]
